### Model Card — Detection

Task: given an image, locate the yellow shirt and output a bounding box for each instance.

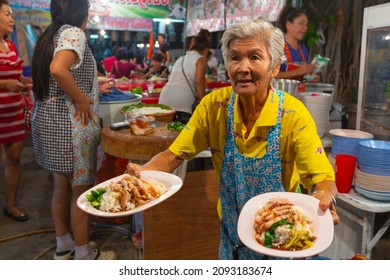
[169,86,334,192]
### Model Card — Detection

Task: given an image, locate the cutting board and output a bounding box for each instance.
[101,125,180,161]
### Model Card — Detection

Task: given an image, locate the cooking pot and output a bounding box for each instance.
[271,79,300,96]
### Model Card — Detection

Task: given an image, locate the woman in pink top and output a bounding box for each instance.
[110,48,142,79]
[0,0,29,222]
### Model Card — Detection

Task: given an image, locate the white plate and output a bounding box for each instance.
[77,171,183,217]
[237,192,334,258]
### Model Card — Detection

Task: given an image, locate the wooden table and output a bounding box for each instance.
[101,125,179,161]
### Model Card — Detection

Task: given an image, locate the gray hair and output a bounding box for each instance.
[220,19,286,70]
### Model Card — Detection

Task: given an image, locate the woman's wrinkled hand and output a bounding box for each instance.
[312,190,340,225]
[74,95,93,126]
[126,162,142,178]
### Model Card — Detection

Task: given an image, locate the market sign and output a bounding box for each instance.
[186,0,225,36]
[89,16,153,31]
[186,0,286,36]
[10,0,187,20]
[105,0,187,20]
[9,0,50,11]
[13,8,51,27]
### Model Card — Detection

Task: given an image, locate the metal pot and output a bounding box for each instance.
[271,79,300,96]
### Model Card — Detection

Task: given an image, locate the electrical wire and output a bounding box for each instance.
[0,224,133,259]
[0,228,55,243]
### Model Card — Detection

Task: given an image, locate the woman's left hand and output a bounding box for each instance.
[312,190,340,225]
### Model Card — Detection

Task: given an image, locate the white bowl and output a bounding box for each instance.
[329,129,374,139]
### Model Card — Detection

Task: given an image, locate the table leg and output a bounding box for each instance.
[361,212,375,258]
[367,215,390,253]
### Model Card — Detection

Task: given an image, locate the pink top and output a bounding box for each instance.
[110,60,137,79]
[102,56,116,74]
[0,39,25,144]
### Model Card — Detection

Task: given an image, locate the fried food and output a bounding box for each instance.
[254,197,316,250]
[90,175,167,212]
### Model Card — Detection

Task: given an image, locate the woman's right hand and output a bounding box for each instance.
[74,95,93,125]
[6,80,28,92]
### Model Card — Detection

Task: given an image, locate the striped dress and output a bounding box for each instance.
[0,40,25,144]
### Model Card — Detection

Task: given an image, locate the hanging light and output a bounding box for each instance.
[93,15,100,24]
[136,32,142,42]
[111,30,118,41]
[124,30,131,42]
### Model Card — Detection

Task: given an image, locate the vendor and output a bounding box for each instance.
[126,19,339,260]
[141,53,168,80]
[275,7,315,81]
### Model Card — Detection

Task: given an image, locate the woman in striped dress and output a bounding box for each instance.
[0,0,29,222]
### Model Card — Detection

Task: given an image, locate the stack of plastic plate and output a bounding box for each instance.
[355,168,390,191]
[296,92,332,138]
[357,140,390,176]
[355,140,390,201]
[354,186,390,202]
[329,129,374,157]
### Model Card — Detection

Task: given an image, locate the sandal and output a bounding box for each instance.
[93,249,117,260]
[3,207,29,222]
[53,250,74,260]
[53,241,98,260]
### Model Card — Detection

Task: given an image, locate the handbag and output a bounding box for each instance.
[21,89,33,132]
[181,56,199,112]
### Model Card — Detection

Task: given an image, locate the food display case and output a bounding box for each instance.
[356,2,390,140]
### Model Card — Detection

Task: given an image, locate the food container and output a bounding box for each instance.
[121,103,176,122]
[296,92,333,138]
[304,83,334,94]
[271,79,300,96]
[99,92,141,127]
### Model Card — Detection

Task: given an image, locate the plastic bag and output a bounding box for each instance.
[304,54,330,82]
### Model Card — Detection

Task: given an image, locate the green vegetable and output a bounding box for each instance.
[167,121,185,131]
[86,188,107,209]
[264,231,274,248]
[263,219,292,248]
[129,86,143,95]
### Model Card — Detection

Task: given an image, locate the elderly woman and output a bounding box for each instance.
[127,19,338,260]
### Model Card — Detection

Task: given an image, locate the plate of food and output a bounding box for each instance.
[237,192,333,258]
[121,103,176,123]
[77,171,183,217]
